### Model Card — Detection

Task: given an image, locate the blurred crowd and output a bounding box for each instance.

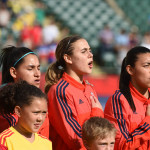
[96,24,150,74]
[0,0,70,72]
[1,0,150,74]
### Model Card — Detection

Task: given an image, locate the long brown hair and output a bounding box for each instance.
[45,35,83,94]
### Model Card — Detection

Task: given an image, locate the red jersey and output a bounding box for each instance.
[48,72,104,150]
[0,114,17,133]
[104,83,150,150]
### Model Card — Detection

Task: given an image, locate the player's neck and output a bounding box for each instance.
[14,124,35,143]
[65,70,83,84]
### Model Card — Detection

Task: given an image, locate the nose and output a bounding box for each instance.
[34,68,41,78]
[88,51,93,58]
[107,145,113,150]
[37,114,43,122]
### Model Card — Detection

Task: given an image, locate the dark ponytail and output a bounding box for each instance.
[119,58,136,112]
[119,46,150,112]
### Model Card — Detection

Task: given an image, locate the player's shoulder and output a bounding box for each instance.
[110,90,129,106]
[37,133,52,143]
[0,128,14,142]
[0,144,8,150]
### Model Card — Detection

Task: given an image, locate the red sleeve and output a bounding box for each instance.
[0,115,9,133]
[104,92,150,150]
[91,108,104,118]
[0,114,18,133]
[0,144,8,150]
[48,85,83,149]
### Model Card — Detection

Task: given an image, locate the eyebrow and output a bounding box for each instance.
[27,64,40,67]
[33,110,47,113]
[99,142,108,145]
[81,48,91,50]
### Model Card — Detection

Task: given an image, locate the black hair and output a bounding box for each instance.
[119,46,150,112]
[0,46,37,84]
[0,80,47,115]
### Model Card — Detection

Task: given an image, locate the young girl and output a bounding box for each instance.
[45,35,104,150]
[0,81,52,150]
[104,46,150,149]
[0,46,49,138]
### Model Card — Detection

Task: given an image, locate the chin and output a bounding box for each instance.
[32,129,39,133]
[87,70,92,74]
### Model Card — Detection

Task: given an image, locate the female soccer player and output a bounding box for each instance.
[45,35,104,150]
[0,46,40,87]
[104,46,150,149]
[0,81,52,150]
[0,46,49,138]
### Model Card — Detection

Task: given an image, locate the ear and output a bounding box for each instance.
[126,65,134,76]
[63,54,72,64]
[14,106,22,117]
[10,67,17,79]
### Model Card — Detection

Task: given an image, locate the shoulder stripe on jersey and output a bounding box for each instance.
[0,129,11,142]
[112,90,150,142]
[0,129,14,145]
[9,114,16,126]
[58,80,81,131]
[57,80,82,136]
[2,114,16,126]
[112,90,131,141]
[61,81,81,129]
[56,80,82,138]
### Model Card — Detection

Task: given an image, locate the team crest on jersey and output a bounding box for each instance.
[79,99,84,104]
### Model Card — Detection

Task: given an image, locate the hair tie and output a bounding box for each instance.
[58,65,63,70]
[13,52,36,67]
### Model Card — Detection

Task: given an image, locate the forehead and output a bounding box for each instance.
[72,39,90,49]
[21,54,39,65]
[96,134,115,143]
[136,53,150,63]
[23,97,47,108]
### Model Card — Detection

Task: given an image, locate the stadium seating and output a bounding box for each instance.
[115,0,150,33]
[41,0,131,50]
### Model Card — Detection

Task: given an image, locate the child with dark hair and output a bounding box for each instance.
[0,81,52,150]
[104,46,150,149]
[82,117,116,150]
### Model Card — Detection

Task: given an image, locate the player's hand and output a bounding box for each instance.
[90,94,103,111]
[146,104,150,116]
